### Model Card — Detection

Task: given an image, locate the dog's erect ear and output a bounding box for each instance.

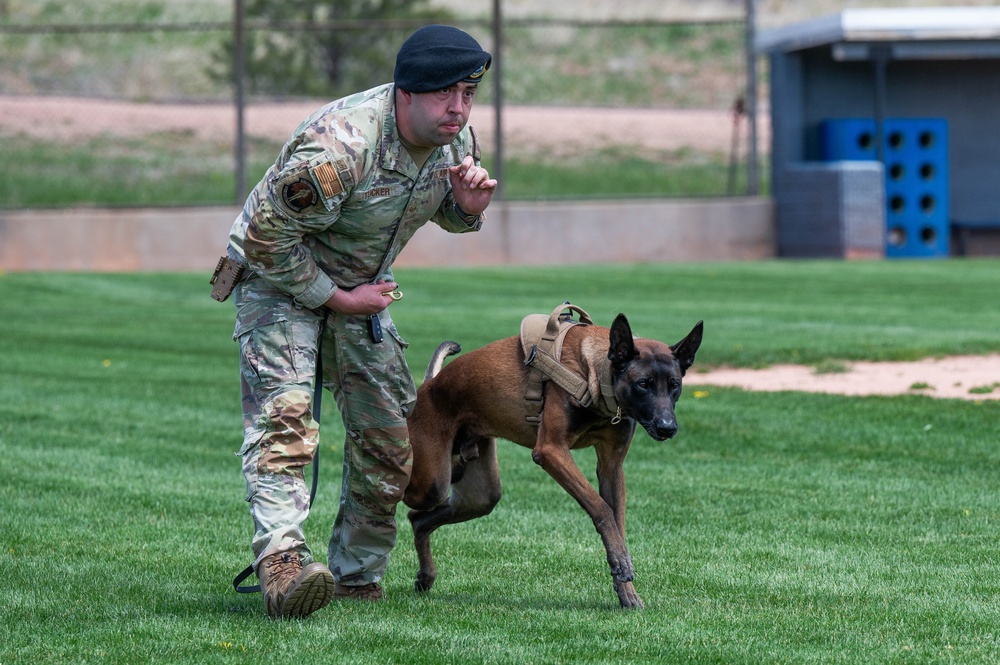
[608,313,639,371]
[671,320,703,375]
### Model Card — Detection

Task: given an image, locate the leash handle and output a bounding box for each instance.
[233,564,260,594]
[232,313,326,594]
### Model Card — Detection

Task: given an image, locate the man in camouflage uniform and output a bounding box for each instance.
[221,25,496,619]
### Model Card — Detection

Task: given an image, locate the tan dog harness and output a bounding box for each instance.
[520,303,621,426]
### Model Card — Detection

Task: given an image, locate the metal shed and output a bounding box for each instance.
[757,7,1000,257]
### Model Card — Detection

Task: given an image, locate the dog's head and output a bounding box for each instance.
[607,314,703,441]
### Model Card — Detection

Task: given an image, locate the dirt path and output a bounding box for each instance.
[0,96,764,156]
[691,354,1000,401]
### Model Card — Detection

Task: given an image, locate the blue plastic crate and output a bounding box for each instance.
[821,118,949,258]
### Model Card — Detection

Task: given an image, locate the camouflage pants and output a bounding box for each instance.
[233,276,416,585]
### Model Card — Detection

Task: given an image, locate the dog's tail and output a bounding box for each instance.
[424,340,462,382]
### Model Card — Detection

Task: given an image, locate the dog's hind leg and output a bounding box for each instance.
[408,437,501,593]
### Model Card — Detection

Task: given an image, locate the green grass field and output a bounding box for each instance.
[2,260,999,663]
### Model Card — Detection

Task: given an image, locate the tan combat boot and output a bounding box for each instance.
[257,551,335,619]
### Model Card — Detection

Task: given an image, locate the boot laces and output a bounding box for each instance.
[265,552,302,580]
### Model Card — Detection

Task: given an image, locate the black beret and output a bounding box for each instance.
[394,25,492,93]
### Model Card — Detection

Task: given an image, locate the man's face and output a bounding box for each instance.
[397,82,478,149]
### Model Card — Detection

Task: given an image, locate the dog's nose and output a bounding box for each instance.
[648,419,678,441]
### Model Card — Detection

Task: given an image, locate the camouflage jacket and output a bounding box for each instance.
[227,83,484,310]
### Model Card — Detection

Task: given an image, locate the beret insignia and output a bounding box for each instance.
[465,61,488,81]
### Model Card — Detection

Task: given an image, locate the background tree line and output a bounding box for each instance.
[217,0,454,98]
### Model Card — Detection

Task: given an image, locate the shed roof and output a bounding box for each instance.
[757,7,1000,54]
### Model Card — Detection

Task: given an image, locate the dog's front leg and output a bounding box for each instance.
[594,441,644,609]
[531,434,643,609]
[595,440,629,541]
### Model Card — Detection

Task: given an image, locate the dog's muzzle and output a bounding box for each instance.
[642,418,678,441]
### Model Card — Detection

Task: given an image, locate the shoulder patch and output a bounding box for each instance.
[312,161,343,199]
[281,176,319,213]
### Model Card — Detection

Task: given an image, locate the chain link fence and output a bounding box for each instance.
[0,12,760,208]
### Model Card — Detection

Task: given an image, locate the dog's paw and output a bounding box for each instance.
[614,580,645,610]
[414,572,436,593]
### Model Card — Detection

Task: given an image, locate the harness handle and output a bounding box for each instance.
[545,303,593,338]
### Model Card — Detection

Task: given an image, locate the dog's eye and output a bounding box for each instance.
[636,379,651,390]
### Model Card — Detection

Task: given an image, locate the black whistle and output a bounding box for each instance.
[368,314,384,344]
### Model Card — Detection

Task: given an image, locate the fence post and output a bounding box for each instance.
[234,0,247,203]
[491,0,504,200]
[745,0,759,196]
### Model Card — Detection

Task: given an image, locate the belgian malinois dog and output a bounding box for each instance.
[403,306,703,609]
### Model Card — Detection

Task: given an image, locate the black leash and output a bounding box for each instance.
[233,314,327,594]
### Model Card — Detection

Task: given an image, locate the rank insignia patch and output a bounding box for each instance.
[282,177,319,212]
